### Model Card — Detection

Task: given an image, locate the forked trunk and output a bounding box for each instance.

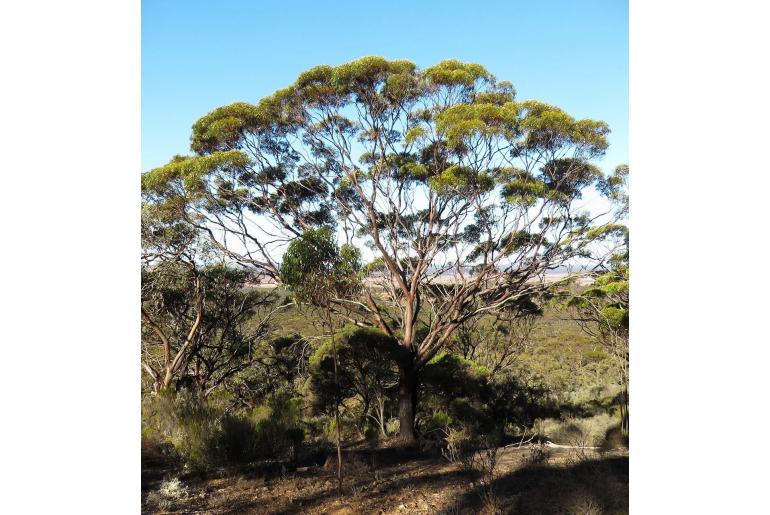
[397,362,418,444]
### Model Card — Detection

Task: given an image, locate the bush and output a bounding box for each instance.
[146,478,189,511]
[600,424,629,452]
[141,390,305,470]
[534,413,617,447]
[524,443,551,466]
[248,393,305,461]
[560,384,623,418]
[308,325,400,434]
[142,389,224,470]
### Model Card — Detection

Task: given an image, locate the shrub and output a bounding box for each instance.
[524,443,551,466]
[600,424,629,452]
[441,427,471,464]
[146,478,189,511]
[142,390,224,470]
[420,354,556,447]
[142,390,305,470]
[217,393,305,464]
[534,413,617,447]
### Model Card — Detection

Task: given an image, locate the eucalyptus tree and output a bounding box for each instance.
[141,260,286,395]
[141,207,286,395]
[142,57,615,442]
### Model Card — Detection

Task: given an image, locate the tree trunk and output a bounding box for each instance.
[619,365,629,436]
[377,395,386,437]
[619,387,629,436]
[326,308,343,493]
[397,362,418,444]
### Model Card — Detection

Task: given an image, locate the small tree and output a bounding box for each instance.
[141,204,287,395]
[228,334,311,409]
[141,261,204,392]
[309,325,400,436]
[141,262,283,395]
[280,227,361,491]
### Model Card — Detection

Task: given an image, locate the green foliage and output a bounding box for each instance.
[435,101,520,147]
[145,56,613,235]
[539,158,603,200]
[141,390,224,470]
[420,353,555,441]
[423,353,490,392]
[191,102,277,154]
[308,325,400,421]
[142,390,305,470]
[280,227,361,306]
[570,261,629,337]
[519,100,610,155]
[428,165,494,196]
[141,150,250,195]
[141,261,271,394]
[422,59,491,87]
[501,175,548,207]
[597,163,629,214]
[404,126,426,144]
[216,394,305,465]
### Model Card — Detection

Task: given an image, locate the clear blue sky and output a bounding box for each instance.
[142,0,628,172]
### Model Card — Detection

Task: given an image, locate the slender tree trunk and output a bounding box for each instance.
[620,365,629,436]
[620,388,629,436]
[397,361,418,444]
[377,395,386,437]
[326,307,343,493]
[360,397,370,434]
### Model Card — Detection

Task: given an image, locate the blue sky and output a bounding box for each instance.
[142,0,628,172]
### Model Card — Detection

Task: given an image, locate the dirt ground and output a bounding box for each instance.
[142,443,628,514]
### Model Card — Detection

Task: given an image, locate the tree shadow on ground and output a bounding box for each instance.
[274,469,469,515]
[448,454,628,514]
[214,447,464,514]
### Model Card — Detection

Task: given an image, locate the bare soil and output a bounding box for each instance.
[142,442,628,514]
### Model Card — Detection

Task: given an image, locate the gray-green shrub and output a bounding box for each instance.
[142,390,305,470]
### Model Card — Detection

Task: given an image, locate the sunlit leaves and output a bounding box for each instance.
[141,150,250,195]
[404,126,426,144]
[519,100,609,156]
[501,175,548,207]
[422,60,491,88]
[435,101,520,147]
[428,165,494,196]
